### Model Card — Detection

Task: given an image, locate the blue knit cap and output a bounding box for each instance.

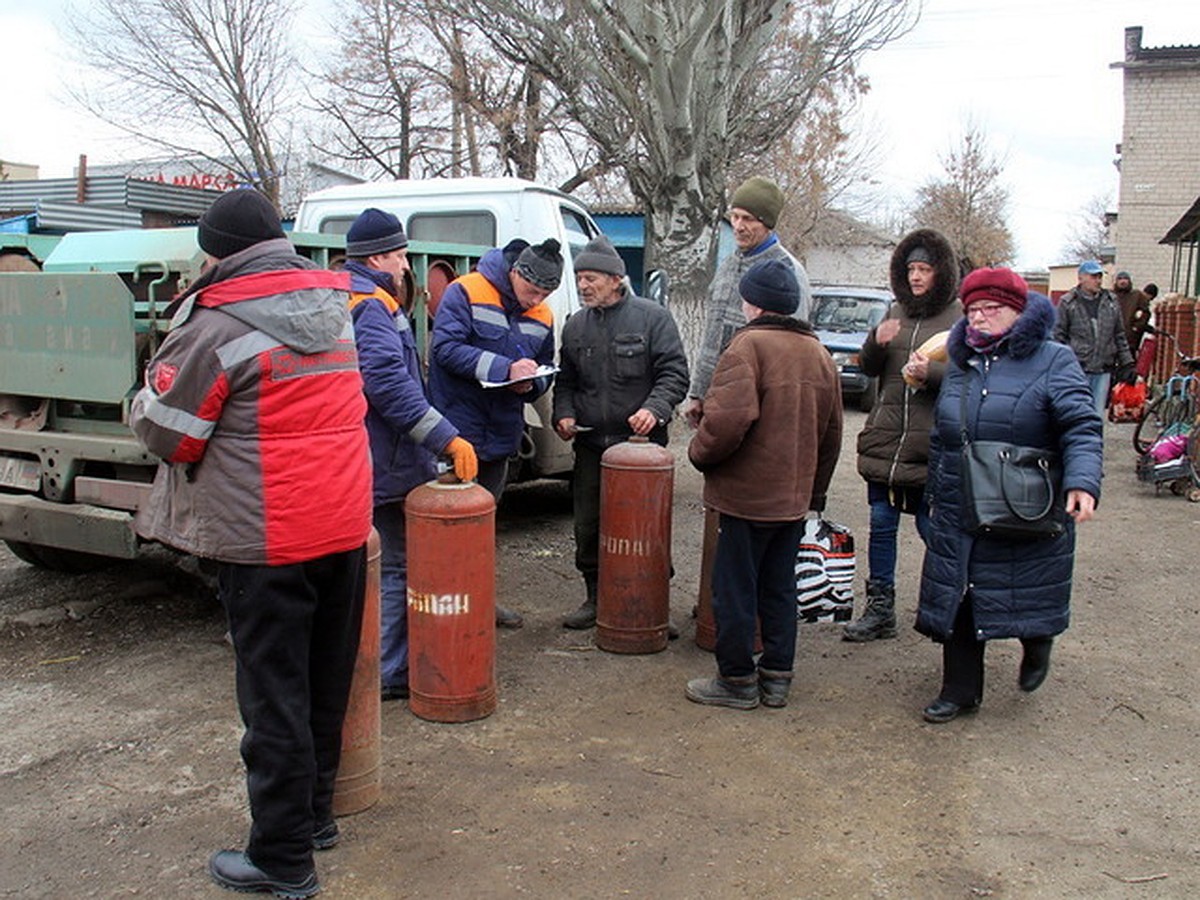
[346,208,408,257]
[739,258,799,315]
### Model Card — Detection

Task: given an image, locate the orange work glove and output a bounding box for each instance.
[445,436,478,483]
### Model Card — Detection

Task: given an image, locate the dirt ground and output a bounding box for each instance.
[1,410,1198,899]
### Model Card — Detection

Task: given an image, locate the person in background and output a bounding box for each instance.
[553,235,689,630]
[917,268,1103,724]
[685,259,842,710]
[682,175,812,428]
[344,208,477,702]
[130,189,372,898]
[1112,270,1152,355]
[843,229,960,643]
[1052,260,1135,415]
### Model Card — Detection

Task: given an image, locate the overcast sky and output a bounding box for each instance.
[2,0,1196,269]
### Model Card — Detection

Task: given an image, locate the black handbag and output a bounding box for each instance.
[958,387,1066,540]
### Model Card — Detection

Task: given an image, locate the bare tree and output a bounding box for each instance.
[65,0,298,208]
[315,0,590,184]
[910,124,1014,269]
[405,0,916,350]
[1059,192,1113,264]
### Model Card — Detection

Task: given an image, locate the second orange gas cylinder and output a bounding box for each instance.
[405,477,497,723]
[333,528,382,816]
[596,436,674,654]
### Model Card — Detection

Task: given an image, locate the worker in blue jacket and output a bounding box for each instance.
[346,208,477,699]
[429,237,563,629]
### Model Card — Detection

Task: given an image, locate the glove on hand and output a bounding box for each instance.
[445,436,478,483]
[1117,363,1138,386]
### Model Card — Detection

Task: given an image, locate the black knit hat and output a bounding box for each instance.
[512,238,563,291]
[730,176,785,229]
[346,207,408,257]
[739,258,799,315]
[573,234,626,277]
[197,189,285,259]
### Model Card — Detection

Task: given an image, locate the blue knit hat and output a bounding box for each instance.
[346,208,408,257]
[739,258,799,315]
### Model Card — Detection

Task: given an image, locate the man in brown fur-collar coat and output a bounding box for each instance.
[685,258,842,710]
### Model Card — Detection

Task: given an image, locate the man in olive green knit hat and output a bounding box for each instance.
[683,175,812,428]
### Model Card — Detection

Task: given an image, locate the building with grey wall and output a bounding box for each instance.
[1112,26,1200,291]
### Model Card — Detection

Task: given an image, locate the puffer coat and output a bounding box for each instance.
[857,228,961,488]
[916,293,1104,642]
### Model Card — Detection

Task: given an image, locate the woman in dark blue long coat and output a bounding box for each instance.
[917,268,1104,723]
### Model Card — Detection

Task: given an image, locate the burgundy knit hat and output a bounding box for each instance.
[960,267,1029,313]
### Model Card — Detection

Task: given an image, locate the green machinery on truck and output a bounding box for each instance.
[0,227,482,571]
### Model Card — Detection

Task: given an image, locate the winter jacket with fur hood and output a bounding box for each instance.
[856,228,960,488]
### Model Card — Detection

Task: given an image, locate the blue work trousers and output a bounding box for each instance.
[375,501,409,692]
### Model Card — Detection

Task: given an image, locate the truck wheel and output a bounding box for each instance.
[4,540,113,573]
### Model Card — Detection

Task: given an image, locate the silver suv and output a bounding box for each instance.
[811,285,894,411]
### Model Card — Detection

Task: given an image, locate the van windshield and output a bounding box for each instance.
[408,212,496,247]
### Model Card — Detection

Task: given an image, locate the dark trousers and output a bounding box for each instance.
[476,458,510,502]
[940,593,1053,705]
[219,545,367,879]
[572,442,604,583]
[375,501,409,691]
[712,513,805,679]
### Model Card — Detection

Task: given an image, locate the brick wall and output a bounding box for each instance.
[1114,31,1200,293]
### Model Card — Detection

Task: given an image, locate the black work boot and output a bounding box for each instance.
[684,674,760,710]
[758,667,794,708]
[208,850,318,899]
[842,580,897,642]
[563,575,597,629]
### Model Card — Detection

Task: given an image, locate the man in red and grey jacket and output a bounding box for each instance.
[131,189,372,899]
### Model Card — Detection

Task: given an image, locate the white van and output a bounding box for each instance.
[294,176,604,481]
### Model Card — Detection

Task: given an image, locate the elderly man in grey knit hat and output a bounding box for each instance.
[683,175,812,428]
[553,235,690,629]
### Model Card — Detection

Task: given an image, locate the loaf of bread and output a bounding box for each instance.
[903,330,950,387]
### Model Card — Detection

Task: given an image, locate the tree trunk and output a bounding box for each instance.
[644,192,721,365]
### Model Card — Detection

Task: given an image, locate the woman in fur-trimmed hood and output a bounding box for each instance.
[843,228,961,643]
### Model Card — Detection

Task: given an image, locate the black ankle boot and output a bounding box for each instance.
[1019,638,1053,692]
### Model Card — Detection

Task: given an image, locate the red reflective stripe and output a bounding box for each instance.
[198,270,351,307]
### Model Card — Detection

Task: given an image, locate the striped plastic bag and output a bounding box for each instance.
[795,516,856,623]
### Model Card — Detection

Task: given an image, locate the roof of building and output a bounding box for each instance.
[806,208,897,249]
[0,176,221,232]
[1161,195,1200,245]
[1111,26,1200,71]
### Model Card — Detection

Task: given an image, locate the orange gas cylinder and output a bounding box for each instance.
[333,528,382,816]
[694,507,719,651]
[596,436,674,654]
[695,508,762,654]
[405,477,497,722]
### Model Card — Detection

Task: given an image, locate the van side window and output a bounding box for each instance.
[318,217,354,236]
[408,213,496,247]
[561,207,598,258]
